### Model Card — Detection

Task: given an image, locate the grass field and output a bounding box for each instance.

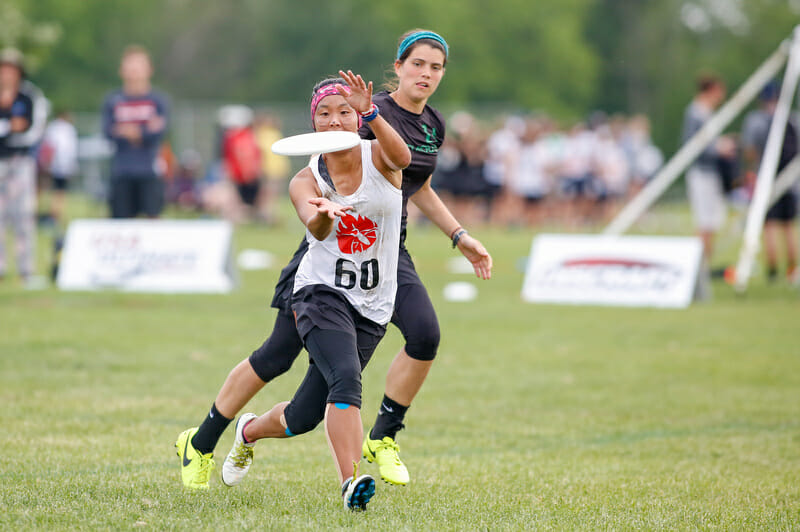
[1,198,799,530]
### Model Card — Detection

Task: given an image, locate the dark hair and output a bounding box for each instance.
[383,29,448,91]
[759,80,780,102]
[310,77,346,128]
[311,77,345,100]
[696,74,723,94]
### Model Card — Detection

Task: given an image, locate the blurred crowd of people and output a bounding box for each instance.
[429,110,664,228]
[3,42,798,286]
[156,105,291,225]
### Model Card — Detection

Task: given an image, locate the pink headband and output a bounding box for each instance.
[310,83,361,130]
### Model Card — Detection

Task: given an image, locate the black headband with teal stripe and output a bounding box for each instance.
[396,31,449,61]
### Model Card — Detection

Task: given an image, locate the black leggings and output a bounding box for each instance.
[282,327,378,435]
[248,310,304,382]
[249,281,439,382]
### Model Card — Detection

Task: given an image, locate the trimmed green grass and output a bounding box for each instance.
[1,200,799,529]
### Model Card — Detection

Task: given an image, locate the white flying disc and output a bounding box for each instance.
[271,131,361,156]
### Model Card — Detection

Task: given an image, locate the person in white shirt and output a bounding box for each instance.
[39,110,78,225]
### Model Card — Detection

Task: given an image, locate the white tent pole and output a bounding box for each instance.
[604,41,791,236]
[770,154,800,202]
[734,27,800,292]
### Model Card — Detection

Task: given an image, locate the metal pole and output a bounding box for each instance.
[734,27,800,292]
[604,41,790,236]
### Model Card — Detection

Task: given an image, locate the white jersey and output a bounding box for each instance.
[293,140,402,325]
[42,118,79,177]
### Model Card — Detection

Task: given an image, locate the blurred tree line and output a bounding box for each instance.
[2,0,799,150]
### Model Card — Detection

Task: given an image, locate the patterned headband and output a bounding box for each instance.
[396,31,449,61]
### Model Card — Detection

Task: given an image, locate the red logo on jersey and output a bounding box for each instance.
[336,214,378,254]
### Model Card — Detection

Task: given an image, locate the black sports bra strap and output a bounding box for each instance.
[317,156,336,192]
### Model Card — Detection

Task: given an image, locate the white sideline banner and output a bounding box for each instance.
[57,219,236,293]
[522,234,703,308]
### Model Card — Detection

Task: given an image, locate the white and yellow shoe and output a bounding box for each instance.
[221,413,257,487]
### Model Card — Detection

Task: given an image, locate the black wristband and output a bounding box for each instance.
[452,229,467,248]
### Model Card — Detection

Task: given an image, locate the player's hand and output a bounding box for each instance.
[338,70,372,115]
[457,234,493,280]
[308,197,352,220]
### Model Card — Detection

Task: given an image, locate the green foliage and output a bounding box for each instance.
[4,0,800,150]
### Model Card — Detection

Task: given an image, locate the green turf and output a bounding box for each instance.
[1,199,799,529]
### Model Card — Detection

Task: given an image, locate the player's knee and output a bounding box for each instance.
[283,403,324,436]
[327,368,363,408]
[404,323,440,361]
[248,338,302,383]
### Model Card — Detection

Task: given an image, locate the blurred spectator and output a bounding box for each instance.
[253,112,290,224]
[38,109,79,226]
[432,111,488,226]
[483,115,523,224]
[740,80,799,283]
[167,148,203,211]
[506,118,553,226]
[102,44,170,219]
[219,104,264,222]
[559,122,599,226]
[593,122,630,220]
[0,48,48,283]
[622,114,663,194]
[681,74,736,265]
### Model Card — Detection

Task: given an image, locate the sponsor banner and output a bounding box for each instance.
[521,234,703,308]
[57,219,236,293]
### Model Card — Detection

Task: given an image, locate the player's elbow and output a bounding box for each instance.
[395,146,412,170]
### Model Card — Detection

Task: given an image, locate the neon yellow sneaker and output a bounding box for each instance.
[175,428,215,490]
[362,436,409,486]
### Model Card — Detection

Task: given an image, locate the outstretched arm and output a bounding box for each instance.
[338,70,410,185]
[289,168,352,241]
[410,176,493,280]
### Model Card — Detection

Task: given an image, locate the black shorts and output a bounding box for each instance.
[52,175,70,191]
[109,177,164,218]
[291,284,385,344]
[271,241,439,361]
[766,192,797,222]
[236,181,261,206]
[485,183,503,201]
[560,174,595,198]
[289,285,385,410]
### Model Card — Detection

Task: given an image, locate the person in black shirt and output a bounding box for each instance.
[101,45,169,218]
[176,30,493,490]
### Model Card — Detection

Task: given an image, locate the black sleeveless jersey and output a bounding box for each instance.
[359,91,446,242]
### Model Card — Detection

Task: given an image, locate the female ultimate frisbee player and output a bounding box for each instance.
[179,71,409,510]
[176,29,493,490]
